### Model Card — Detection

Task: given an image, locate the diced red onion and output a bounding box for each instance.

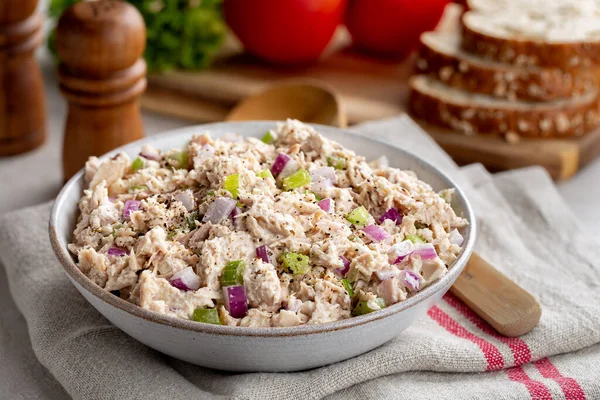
[123,200,141,220]
[379,208,403,225]
[140,145,161,161]
[412,243,437,260]
[393,255,409,265]
[223,285,248,318]
[389,240,413,264]
[280,158,299,178]
[449,229,464,246]
[312,177,333,193]
[310,167,337,184]
[230,206,241,219]
[203,197,236,224]
[256,244,273,264]
[231,207,243,230]
[402,270,421,292]
[107,247,128,257]
[376,269,398,281]
[193,144,215,166]
[362,224,391,242]
[169,267,201,291]
[317,198,332,213]
[271,153,290,176]
[173,190,195,212]
[337,256,350,276]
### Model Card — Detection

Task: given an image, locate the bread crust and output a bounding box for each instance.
[417,34,599,101]
[460,12,600,68]
[409,77,600,138]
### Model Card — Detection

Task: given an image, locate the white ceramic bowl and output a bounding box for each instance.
[49,121,476,372]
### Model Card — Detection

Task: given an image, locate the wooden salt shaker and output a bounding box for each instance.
[56,0,146,180]
[0,0,46,156]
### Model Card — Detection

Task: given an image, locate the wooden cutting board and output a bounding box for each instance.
[141,5,600,181]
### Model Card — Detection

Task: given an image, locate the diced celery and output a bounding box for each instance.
[186,211,199,230]
[281,252,310,275]
[282,169,311,191]
[352,301,374,316]
[352,299,385,316]
[224,174,240,199]
[261,131,275,144]
[346,206,370,227]
[131,157,144,172]
[348,234,360,242]
[168,151,189,169]
[256,169,274,179]
[327,155,347,170]
[128,185,148,193]
[192,308,221,325]
[112,223,125,237]
[406,234,426,244]
[341,278,354,297]
[221,260,245,287]
[305,190,322,201]
[207,190,215,197]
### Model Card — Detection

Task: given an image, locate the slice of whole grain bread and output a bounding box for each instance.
[467,0,600,16]
[417,32,599,101]
[409,75,600,138]
[461,10,600,68]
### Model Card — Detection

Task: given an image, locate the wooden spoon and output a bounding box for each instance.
[226,80,347,128]
[226,81,541,337]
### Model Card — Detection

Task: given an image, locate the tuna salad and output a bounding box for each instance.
[69,120,468,327]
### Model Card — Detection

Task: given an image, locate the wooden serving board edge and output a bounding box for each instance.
[414,119,600,181]
[141,88,600,181]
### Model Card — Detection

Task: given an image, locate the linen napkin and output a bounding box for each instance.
[1,116,600,400]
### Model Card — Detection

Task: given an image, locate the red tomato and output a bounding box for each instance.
[223,0,347,64]
[345,0,450,58]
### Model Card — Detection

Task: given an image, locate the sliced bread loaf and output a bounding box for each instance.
[461,11,600,68]
[417,32,599,101]
[409,75,600,138]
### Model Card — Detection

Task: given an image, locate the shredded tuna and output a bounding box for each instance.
[69,120,467,326]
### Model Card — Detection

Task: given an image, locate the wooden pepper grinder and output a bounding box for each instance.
[0,0,46,156]
[56,0,146,180]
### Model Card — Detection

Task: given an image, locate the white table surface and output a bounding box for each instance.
[1,54,599,240]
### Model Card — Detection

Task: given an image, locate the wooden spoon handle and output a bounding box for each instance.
[450,252,541,337]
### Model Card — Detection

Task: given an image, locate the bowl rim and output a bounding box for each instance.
[49,120,476,337]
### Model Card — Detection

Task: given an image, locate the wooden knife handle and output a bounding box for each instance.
[450,252,542,337]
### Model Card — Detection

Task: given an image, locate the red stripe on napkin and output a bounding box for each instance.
[533,358,586,400]
[435,294,552,399]
[506,366,553,400]
[427,305,504,370]
[443,293,531,366]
